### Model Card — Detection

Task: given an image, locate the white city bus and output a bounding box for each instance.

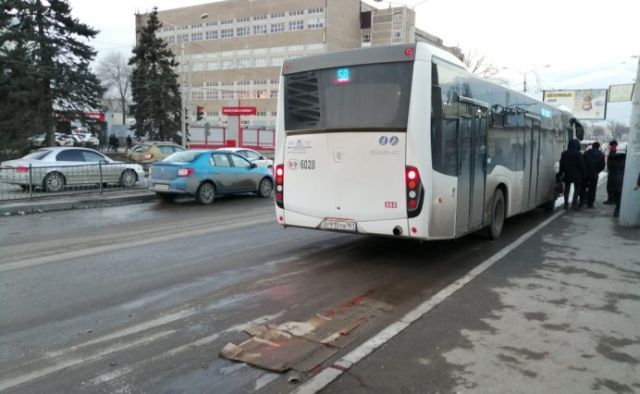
[274,43,573,240]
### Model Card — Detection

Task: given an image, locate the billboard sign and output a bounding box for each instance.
[543,89,607,120]
[608,83,635,102]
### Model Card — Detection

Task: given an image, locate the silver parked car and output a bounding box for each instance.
[0,147,145,192]
[217,147,274,169]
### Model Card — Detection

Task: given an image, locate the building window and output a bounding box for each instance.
[221,90,234,99]
[394,31,402,39]
[237,58,252,68]
[222,59,234,69]
[253,25,267,35]
[270,12,285,18]
[221,18,233,25]
[220,81,234,87]
[271,56,285,67]
[191,32,203,41]
[256,111,267,117]
[270,79,279,84]
[205,30,218,40]
[237,26,250,36]
[207,61,220,70]
[271,111,277,117]
[307,18,324,29]
[289,9,304,16]
[206,81,219,87]
[237,16,250,23]
[241,120,250,126]
[255,89,268,99]
[308,7,324,14]
[192,91,204,100]
[362,34,371,43]
[393,13,403,22]
[254,15,267,21]
[238,90,250,99]
[181,33,189,42]
[254,57,268,67]
[207,111,219,117]
[164,35,175,44]
[270,22,285,33]
[191,23,203,29]
[270,90,278,98]
[205,21,217,27]
[289,20,304,31]
[221,28,234,38]
[307,43,325,50]
[254,79,267,85]
[206,91,218,100]
[237,80,250,86]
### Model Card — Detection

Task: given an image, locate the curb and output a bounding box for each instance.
[0,192,157,216]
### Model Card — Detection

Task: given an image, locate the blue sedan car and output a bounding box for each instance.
[149,150,273,204]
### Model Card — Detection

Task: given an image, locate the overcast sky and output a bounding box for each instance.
[69,0,639,123]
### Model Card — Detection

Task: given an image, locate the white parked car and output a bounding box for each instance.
[0,147,145,192]
[217,147,273,169]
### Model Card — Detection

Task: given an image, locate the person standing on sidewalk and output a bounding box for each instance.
[608,144,627,217]
[559,139,586,210]
[582,141,605,208]
[604,140,618,204]
[125,135,133,152]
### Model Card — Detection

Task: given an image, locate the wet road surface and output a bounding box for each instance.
[0,196,559,393]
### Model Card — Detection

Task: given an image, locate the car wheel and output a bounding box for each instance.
[119,169,137,188]
[257,178,273,198]
[196,182,215,205]
[157,193,175,203]
[43,172,65,192]
[489,189,505,240]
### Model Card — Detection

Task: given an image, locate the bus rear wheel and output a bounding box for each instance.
[489,189,505,240]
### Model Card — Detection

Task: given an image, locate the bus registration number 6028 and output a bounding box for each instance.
[321,217,356,232]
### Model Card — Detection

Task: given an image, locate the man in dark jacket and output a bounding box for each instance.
[559,139,586,209]
[581,142,606,208]
[608,145,626,217]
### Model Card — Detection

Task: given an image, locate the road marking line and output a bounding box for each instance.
[0,216,274,273]
[292,210,565,394]
[0,330,175,392]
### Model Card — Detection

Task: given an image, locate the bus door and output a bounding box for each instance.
[524,115,541,210]
[455,97,489,235]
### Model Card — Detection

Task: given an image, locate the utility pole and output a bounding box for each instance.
[618,54,640,227]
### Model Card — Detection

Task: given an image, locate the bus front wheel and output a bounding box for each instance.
[489,189,505,240]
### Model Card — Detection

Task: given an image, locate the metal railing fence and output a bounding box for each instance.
[0,162,146,202]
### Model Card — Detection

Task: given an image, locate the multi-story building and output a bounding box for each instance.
[135,0,461,134]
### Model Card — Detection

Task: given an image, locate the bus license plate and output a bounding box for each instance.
[322,218,356,232]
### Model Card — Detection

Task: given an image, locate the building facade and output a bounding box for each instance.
[135,0,460,130]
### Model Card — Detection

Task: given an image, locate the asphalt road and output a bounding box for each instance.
[0,195,558,393]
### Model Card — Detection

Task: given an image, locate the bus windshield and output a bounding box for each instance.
[284,62,413,132]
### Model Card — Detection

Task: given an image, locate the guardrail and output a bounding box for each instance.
[0,162,146,202]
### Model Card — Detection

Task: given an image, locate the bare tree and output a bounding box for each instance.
[96,51,131,124]
[462,49,508,85]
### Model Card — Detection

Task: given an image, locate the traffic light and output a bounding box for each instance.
[197,106,204,121]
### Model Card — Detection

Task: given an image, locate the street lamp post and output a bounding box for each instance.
[503,64,551,92]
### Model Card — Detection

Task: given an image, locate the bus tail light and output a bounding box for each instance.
[275,164,284,208]
[406,165,424,218]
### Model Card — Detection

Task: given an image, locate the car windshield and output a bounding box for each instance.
[22,150,51,160]
[162,151,203,163]
[132,145,151,152]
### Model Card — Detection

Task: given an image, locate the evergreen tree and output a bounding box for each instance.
[129,8,181,141]
[0,0,103,150]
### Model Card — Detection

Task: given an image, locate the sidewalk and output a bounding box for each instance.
[317,193,640,393]
[0,189,156,215]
